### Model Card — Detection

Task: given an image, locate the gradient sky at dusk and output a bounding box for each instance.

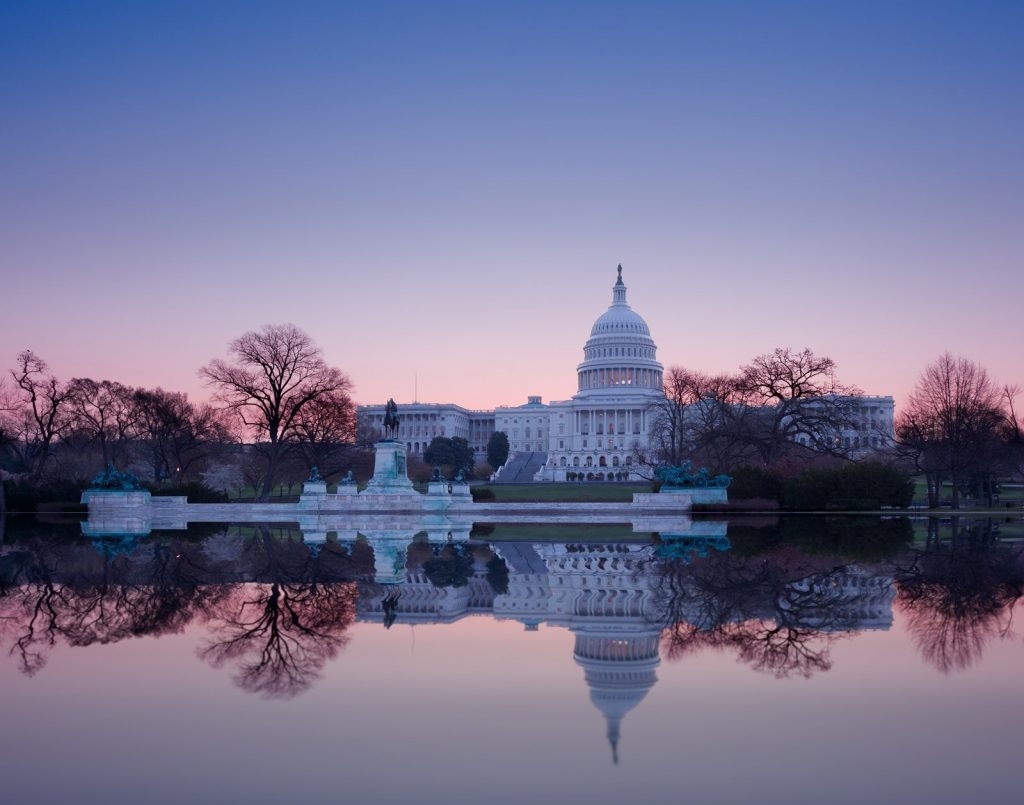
[2,1,1022,409]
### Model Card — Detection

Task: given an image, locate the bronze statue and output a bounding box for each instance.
[382,398,400,440]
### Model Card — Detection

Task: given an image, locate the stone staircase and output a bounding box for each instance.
[493,451,548,483]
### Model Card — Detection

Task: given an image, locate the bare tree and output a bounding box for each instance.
[732,348,861,466]
[9,350,71,477]
[644,368,743,472]
[292,389,357,479]
[64,378,141,469]
[200,324,353,500]
[1002,385,1023,484]
[896,354,1005,508]
[0,377,19,514]
[134,388,232,484]
[644,349,860,473]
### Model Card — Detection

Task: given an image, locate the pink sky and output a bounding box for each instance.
[2,3,1021,410]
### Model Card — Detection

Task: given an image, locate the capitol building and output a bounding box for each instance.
[359,266,894,481]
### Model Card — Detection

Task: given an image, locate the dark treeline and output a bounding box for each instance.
[0,325,377,511]
[647,349,1022,509]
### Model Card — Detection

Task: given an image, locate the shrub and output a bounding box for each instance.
[782,462,914,511]
[473,462,495,481]
[729,466,785,502]
[2,478,87,513]
[471,486,496,501]
[423,545,474,588]
[486,431,510,469]
[485,556,509,595]
[149,482,229,503]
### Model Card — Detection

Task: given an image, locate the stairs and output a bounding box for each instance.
[493,451,549,483]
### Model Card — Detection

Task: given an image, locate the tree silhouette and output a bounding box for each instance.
[654,547,881,678]
[895,519,1024,673]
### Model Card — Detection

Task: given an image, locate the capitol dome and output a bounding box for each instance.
[574,629,661,764]
[576,265,664,397]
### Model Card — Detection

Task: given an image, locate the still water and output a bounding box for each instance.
[1,515,1022,804]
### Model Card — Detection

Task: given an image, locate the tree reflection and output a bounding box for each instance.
[654,547,882,678]
[197,526,360,698]
[0,525,368,694]
[0,532,227,675]
[199,581,356,698]
[895,519,1024,673]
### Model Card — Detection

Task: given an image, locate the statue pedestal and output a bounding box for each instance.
[427,481,449,496]
[299,480,328,508]
[450,482,471,498]
[335,482,358,496]
[81,489,152,508]
[363,440,415,495]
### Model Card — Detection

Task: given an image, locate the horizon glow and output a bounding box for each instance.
[2,2,1022,410]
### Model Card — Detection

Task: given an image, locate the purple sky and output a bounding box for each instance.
[2,1,1021,409]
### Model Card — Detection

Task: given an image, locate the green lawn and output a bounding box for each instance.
[910,476,1024,507]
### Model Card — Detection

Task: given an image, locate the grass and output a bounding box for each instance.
[910,476,1024,508]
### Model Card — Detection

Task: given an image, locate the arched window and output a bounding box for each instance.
[586,456,594,467]
[599,456,607,467]
[612,456,620,467]
[559,457,567,466]
[573,457,580,467]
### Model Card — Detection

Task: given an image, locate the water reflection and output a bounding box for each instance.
[653,548,893,678]
[895,518,1024,673]
[1,515,1022,758]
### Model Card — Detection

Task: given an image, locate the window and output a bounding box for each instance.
[573,457,580,467]
[599,456,607,467]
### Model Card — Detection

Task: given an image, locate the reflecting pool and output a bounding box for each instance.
[1,515,1022,804]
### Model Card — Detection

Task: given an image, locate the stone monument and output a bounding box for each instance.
[336,469,357,496]
[363,398,416,495]
[299,465,328,507]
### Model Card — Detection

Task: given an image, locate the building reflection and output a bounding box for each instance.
[356,534,895,761]
[6,517,1018,760]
